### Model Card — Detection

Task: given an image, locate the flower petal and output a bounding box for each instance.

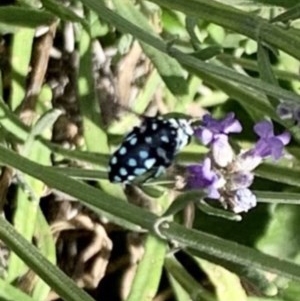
[254,120,273,138]
[231,188,257,213]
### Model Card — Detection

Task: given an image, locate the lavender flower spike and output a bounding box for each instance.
[186,158,225,199]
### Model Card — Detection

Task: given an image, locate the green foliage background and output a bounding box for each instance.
[1,0,300,301]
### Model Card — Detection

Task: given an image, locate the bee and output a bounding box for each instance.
[108,114,195,184]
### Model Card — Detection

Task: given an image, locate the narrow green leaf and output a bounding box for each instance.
[41,0,89,28]
[79,0,300,104]
[271,3,300,23]
[255,163,300,187]
[249,0,298,8]
[22,109,62,155]
[0,216,95,301]
[2,146,300,282]
[9,28,35,110]
[257,42,279,108]
[185,16,201,51]
[187,250,278,297]
[112,0,188,98]
[163,190,205,217]
[256,191,300,205]
[217,53,300,82]
[0,6,55,28]
[8,107,54,282]
[168,273,191,301]
[197,201,242,221]
[127,192,170,301]
[195,258,247,301]
[148,0,300,60]
[0,278,36,301]
[165,255,216,301]
[32,209,56,301]
[126,235,167,301]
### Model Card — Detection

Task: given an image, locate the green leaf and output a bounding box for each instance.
[256,191,300,205]
[0,6,55,28]
[78,0,300,105]
[255,163,300,188]
[0,215,95,301]
[22,109,62,156]
[165,255,216,301]
[126,235,167,301]
[271,3,300,23]
[9,28,35,110]
[148,0,300,60]
[249,0,299,7]
[257,42,279,107]
[32,209,56,300]
[256,204,300,260]
[41,0,88,28]
[195,258,247,301]
[2,146,300,283]
[0,278,36,301]
[112,0,189,98]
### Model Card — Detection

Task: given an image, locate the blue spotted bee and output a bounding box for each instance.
[108,114,195,184]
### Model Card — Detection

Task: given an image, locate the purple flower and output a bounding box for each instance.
[195,113,242,145]
[211,135,235,167]
[234,121,291,171]
[252,120,291,160]
[229,188,257,213]
[186,158,225,199]
[185,115,290,214]
[195,113,241,167]
[227,171,254,190]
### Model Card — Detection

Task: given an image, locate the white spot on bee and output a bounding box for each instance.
[157,148,169,163]
[168,118,178,127]
[128,158,137,167]
[145,136,152,144]
[140,125,147,133]
[129,137,137,145]
[114,175,122,182]
[119,146,127,155]
[110,156,117,164]
[152,123,158,130]
[144,158,156,169]
[161,136,169,143]
[127,175,135,181]
[119,168,128,176]
[139,150,148,159]
[134,168,147,175]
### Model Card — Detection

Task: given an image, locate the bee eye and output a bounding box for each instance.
[108,116,194,184]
